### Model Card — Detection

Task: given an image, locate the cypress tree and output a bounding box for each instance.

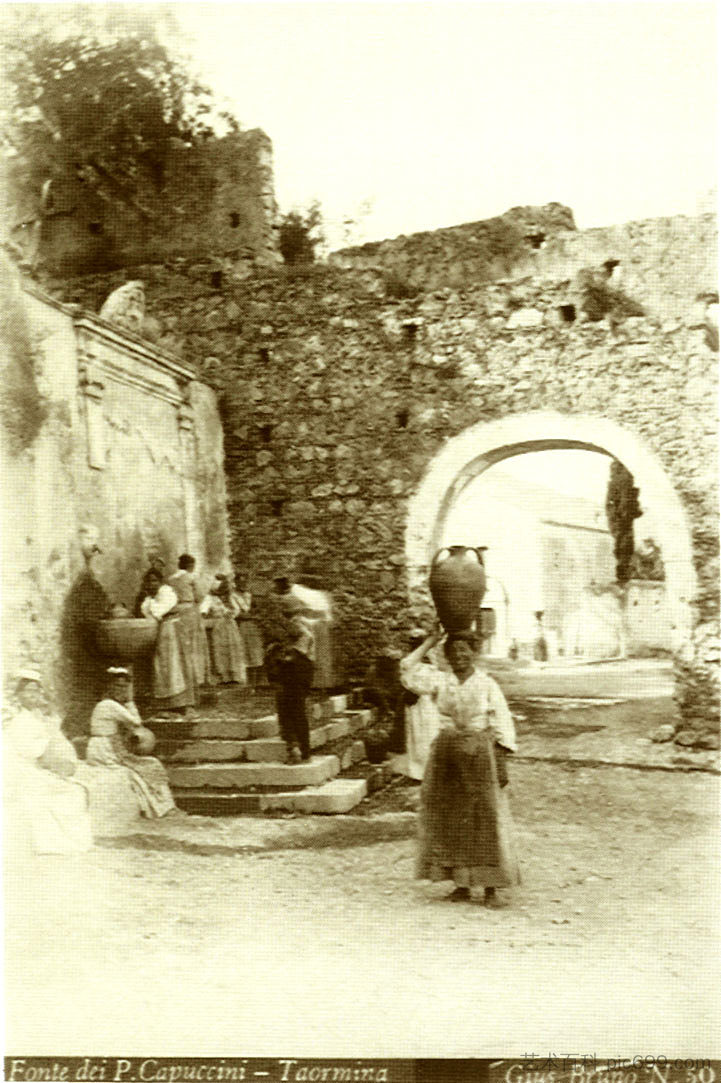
[605,459,642,585]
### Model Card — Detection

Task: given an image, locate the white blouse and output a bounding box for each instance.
[400,660,517,752]
[140,584,178,621]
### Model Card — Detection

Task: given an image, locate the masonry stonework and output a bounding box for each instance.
[41,210,718,737]
[3,130,279,275]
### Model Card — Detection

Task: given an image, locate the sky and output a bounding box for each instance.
[177,1,718,248]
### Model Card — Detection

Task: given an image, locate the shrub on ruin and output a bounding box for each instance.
[383,271,420,300]
[278,202,324,265]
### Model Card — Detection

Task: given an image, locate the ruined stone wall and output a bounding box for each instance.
[0,265,230,722]
[332,209,718,322]
[330,203,576,293]
[3,129,279,275]
[531,212,718,321]
[43,255,718,725]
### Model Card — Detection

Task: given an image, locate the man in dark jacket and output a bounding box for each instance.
[265,614,314,763]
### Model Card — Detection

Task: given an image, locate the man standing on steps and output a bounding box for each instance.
[266,614,315,764]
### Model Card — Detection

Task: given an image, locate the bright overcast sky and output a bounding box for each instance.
[177,1,718,247]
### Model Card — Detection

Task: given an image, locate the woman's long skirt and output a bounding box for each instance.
[208,616,247,684]
[417,727,519,889]
[3,756,92,855]
[86,735,175,818]
[176,603,213,687]
[150,617,196,709]
[238,618,264,669]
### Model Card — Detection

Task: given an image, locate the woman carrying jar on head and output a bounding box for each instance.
[406,627,520,907]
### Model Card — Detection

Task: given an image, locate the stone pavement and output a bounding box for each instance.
[509,694,720,773]
[488,656,676,699]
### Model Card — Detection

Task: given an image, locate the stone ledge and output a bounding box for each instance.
[260,778,368,814]
[242,737,288,762]
[165,739,249,763]
[168,754,341,790]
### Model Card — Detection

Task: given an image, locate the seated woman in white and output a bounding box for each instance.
[3,668,92,855]
[86,668,175,819]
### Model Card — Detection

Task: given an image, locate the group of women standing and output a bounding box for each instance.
[136,555,263,715]
[400,626,520,907]
[200,573,264,687]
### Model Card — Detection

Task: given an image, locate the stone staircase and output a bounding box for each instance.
[148,689,389,815]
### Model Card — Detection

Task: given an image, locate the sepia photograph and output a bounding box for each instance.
[1,0,718,1065]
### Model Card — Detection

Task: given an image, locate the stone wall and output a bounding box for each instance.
[531,212,719,321]
[0,259,230,725]
[41,233,718,734]
[2,129,279,275]
[332,208,718,322]
[330,203,576,292]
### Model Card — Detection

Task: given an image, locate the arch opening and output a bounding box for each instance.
[405,413,698,659]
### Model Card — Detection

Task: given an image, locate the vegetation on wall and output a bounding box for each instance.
[577,267,645,322]
[278,201,324,265]
[0,260,48,452]
[1,5,240,239]
[630,537,665,581]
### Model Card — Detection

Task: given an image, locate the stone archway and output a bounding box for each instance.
[405,411,698,657]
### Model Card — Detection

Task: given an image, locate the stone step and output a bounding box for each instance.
[149,706,373,743]
[173,777,368,816]
[158,711,372,764]
[167,754,341,791]
[264,778,368,814]
[148,714,277,741]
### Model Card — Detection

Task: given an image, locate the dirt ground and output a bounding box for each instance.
[4,761,719,1057]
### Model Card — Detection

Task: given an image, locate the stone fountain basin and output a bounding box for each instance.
[96,618,157,660]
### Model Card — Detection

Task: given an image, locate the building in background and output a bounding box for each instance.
[442,466,666,660]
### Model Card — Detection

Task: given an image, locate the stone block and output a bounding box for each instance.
[187,719,252,739]
[168,754,340,790]
[507,308,544,329]
[262,778,367,814]
[330,694,349,714]
[169,740,248,763]
[248,715,279,738]
[310,725,329,749]
[174,790,264,815]
[326,719,351,741]
[243,738,288,762]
